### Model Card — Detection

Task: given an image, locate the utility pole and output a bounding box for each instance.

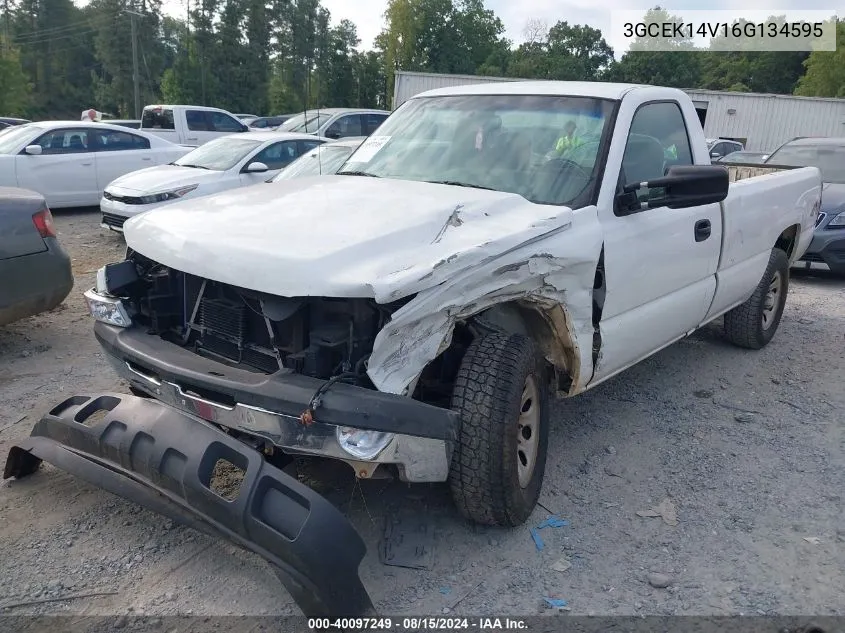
[125,10,143,119]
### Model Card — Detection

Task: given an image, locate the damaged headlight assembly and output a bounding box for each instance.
[336,427,394,460]
[84,262,139,327]
[84,289,132,327]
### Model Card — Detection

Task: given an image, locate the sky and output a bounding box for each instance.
[161,0,839,59]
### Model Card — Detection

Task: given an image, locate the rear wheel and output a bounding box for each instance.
[448,333,549,527]
[723,248,789,349]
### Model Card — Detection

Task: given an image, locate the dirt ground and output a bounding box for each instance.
[1,207,843,619]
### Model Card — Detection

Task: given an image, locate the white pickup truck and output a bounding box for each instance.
[6,82,821,619]
[139,104,252,146]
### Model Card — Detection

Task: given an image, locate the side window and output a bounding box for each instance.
[252,141,299,170]
[186,110,211,131]
[326,114,363,138]
[96,130,151,151]
[211,112,244,133]
[299,139,322,154]
[710,142,727,158]
[141,108,174,130]
[364,113,388,135]
[33,128,91,154]
[620,101,693,191]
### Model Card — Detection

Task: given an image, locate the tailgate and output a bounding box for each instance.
[0,187,48,259]
[4,393,375,619]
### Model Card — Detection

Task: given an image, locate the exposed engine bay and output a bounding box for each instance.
[115,251,418,390]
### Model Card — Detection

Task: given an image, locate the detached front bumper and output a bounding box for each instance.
[3,393,375,618]
[94,322,459,483]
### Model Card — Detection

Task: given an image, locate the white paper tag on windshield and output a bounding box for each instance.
[353,135,391,162]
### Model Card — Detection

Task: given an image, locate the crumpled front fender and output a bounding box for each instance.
[3,393,375,619]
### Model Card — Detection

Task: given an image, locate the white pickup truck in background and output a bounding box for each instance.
[139,104,252,146]
[9,81,822,618]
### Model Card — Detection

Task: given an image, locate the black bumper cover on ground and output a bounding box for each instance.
[3,393,376,619]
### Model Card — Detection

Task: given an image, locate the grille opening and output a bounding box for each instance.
[74,395,121,427]
[208,458,246,501]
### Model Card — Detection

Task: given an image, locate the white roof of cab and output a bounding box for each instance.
[413,81,650,101]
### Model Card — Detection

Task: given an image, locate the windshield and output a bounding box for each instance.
[340,94,616,207]
[279,112,328,133]
[173,137,262,171]
[766,142,845,183]
[272,143,360,181]
[0,124,38,154]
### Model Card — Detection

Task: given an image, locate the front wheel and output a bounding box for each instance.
[723,248,790,349]
[448,333,549,527]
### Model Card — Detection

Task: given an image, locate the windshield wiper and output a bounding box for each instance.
[178,163,211,170]
[425,180,495,191]
[337,170,379,177]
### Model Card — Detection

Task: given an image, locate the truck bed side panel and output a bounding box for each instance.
[702,166,821,323]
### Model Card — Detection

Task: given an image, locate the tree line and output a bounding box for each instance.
[1,1,843,120]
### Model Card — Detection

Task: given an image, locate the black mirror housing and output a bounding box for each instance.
[619,164,730,213]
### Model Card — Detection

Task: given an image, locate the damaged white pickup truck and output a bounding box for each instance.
[6,82,821,619]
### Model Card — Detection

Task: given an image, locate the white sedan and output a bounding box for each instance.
[0,121,191,208]
[100,131,326,232]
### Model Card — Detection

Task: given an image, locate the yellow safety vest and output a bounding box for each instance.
[555,135,583,154]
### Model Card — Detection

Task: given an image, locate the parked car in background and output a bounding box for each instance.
[235,114,259,124]
[0,117,31,129]
[270,136,364,181]
[706,138,745,161]
[0,122,191,209]
[0,187,73,327]
[716,150,767,164]
[105,119,141,129]
[249,115,292,130]
[101,132,327,232]
[278,108,390,139]
[140,105,251,147]
[763,137,845,275]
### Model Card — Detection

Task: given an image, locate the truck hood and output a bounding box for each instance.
[123,176,575,302]
[107,165,223,194]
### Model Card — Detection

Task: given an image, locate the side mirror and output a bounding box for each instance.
[240,123,249,132]
[245,161,269,173]
[617,165,729,214]
[24,145,43,155]
[710,151,720,158]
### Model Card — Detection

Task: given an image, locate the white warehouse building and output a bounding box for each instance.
[392,70,845,152]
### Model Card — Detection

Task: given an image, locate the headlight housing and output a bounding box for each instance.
[336,427,394,460]
[828,211,845,227]
[137,184,198,205]
[83,288,132,327]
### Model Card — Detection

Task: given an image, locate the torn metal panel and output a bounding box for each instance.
[367,206,604,396]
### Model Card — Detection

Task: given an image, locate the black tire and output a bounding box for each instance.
[448,332,549,527]
[724,248,790,349]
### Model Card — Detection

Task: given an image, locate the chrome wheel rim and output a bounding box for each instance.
[517,374,540,488]
[762,271,782,331]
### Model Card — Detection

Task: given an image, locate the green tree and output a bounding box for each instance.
[507,20,613,80]
[0,42,31,115]
[794,19,845,97]
[607,7,701,88]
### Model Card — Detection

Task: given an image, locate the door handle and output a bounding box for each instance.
[694,219,712,242]
[142,157,151,161]
[81,162,92,166]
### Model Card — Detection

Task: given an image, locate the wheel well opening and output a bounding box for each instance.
[775,224,799,259]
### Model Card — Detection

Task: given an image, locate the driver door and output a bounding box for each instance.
[590,100,722,385]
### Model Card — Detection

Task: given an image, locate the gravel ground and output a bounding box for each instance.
[0,208,843,619]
